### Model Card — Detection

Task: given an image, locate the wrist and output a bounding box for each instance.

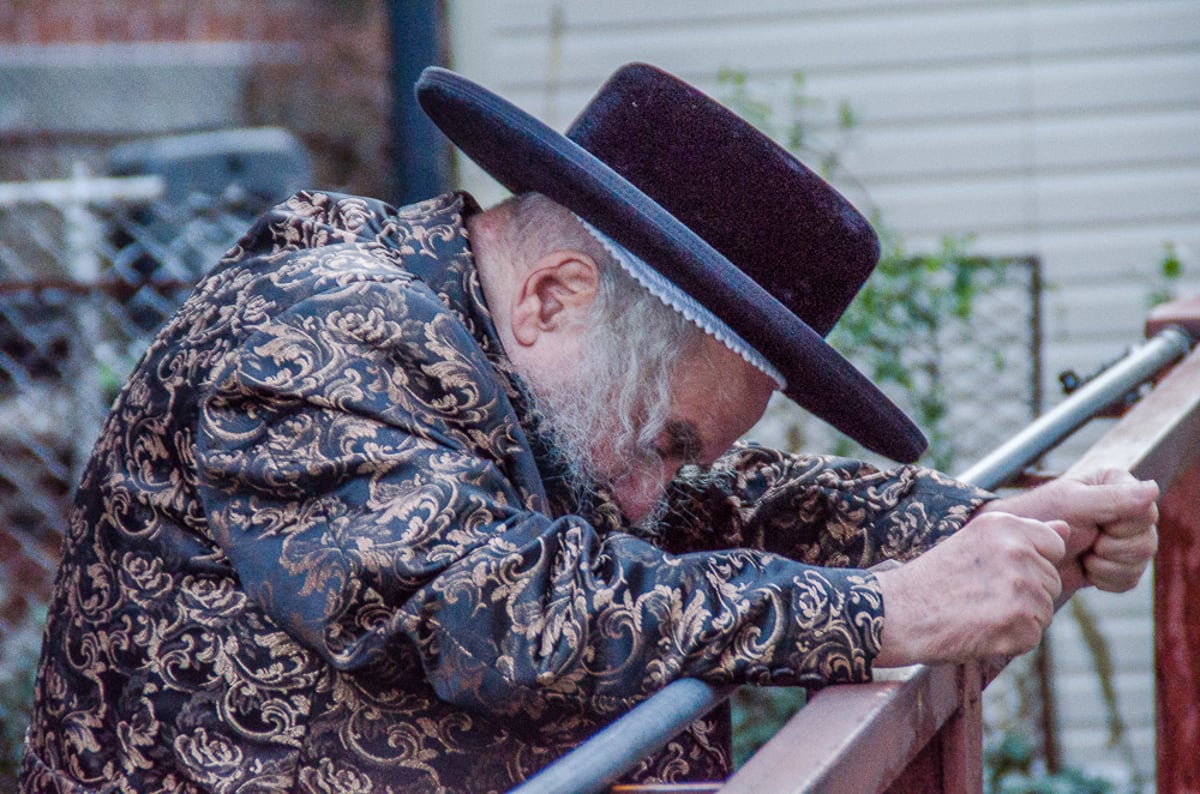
[873,565,937,667]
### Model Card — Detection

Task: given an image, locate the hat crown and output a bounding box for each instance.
[566,63,879,338]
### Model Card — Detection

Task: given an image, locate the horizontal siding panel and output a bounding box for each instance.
[1028,0,1200,56]
[841,109,1200,183]
[896,230,1044,255]
[1051,652,1152,690]
[1031,50,1200,115]
[435,65,1031,136]
[456,25,1200,145]
[496,0,1012,31]
[1049,603,1154,671]
[826,53,1199,132]
[1052,677,1154,727]
[950,222,1200,274]
[810,67,1030,128]
[1056,733,1153,785]
[1057,725,1155,759]
[863,166,1199,237]
[1044,288,1157,342]
[490,0,1199,71]
[839,121,1032,181]
[1033,167,1200,228]
[470,42,1200,148]
[481,5,1200,104]
[865,176,1034,234]
[1058,725,1155,748]
[1043,295,1176,346]
[1033,109,1200,171]
[1042,249,1190,284]
[1050,643,1153,686]
[482,17,1026,85]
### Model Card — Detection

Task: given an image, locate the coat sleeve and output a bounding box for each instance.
[196,277,887,721]
[658,444,994,567]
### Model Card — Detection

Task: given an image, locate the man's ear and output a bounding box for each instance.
[510,251,600,347]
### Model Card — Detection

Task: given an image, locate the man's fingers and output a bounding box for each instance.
[876,514,1066,666]
[1085,554,1150,593]
[1078,466,1138,486]
[1028,518,1068,565]
[977,472,1157,557]
[1086,516,1157,592]
[1045,519,1070,545]
[1100,498,1159,540]
[1092,526,1159,566]
[1083,479,1160,527]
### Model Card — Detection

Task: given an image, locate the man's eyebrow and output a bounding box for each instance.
[661,419,704,463]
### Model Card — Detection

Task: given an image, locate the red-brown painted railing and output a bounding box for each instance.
[1145,298,1200,794]
[715,297,1200,793]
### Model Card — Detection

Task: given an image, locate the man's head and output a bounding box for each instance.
[472,193,775,524]
[418,63,928,463]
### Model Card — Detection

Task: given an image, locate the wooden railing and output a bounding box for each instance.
[514,297,1200,793]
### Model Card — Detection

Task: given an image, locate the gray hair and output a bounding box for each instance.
[497,193,704,499]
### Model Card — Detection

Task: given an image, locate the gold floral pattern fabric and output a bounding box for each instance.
[21,191,990,793]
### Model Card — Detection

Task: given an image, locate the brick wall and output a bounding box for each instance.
[1,0,394,197]
[0,0,306,44]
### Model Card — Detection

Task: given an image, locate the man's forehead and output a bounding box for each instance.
[664,335,777,464]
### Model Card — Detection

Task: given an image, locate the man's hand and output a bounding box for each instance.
[873,512,1068,666]
[872,468,1159,668]
[977,468,1159,596]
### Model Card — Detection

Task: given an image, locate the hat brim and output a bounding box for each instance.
[416,67,927,463]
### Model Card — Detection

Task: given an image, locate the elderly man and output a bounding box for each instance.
[21,64,1156,793]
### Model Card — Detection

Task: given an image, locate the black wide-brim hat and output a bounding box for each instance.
[416,63,927,462]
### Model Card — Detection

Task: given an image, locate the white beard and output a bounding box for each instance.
[515,353,668,523]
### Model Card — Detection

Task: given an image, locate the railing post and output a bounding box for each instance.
[1155,463,1200,793]
[938,660,984,792]
[883,660,983,794]
[1147,297,1200,793]
[61,163,109,468]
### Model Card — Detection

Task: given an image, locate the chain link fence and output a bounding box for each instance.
[752,254,1042,474]
[0,162,1044,783]
[0,166,275,780]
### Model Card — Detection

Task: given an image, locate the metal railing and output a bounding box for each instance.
[514,319,1199,794]
[957,325,1192,489]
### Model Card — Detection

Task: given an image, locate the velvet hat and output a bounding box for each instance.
[415,63,927,462]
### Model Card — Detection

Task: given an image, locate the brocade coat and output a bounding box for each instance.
[21,191,990,793]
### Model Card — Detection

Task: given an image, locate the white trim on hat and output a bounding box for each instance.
[576,215,787,390]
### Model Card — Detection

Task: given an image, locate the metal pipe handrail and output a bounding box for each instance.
[508,678,736,794]
[957,325,1193,490]
[511,325,1196,794]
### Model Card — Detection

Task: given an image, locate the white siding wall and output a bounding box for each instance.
[446,0,1200,784]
